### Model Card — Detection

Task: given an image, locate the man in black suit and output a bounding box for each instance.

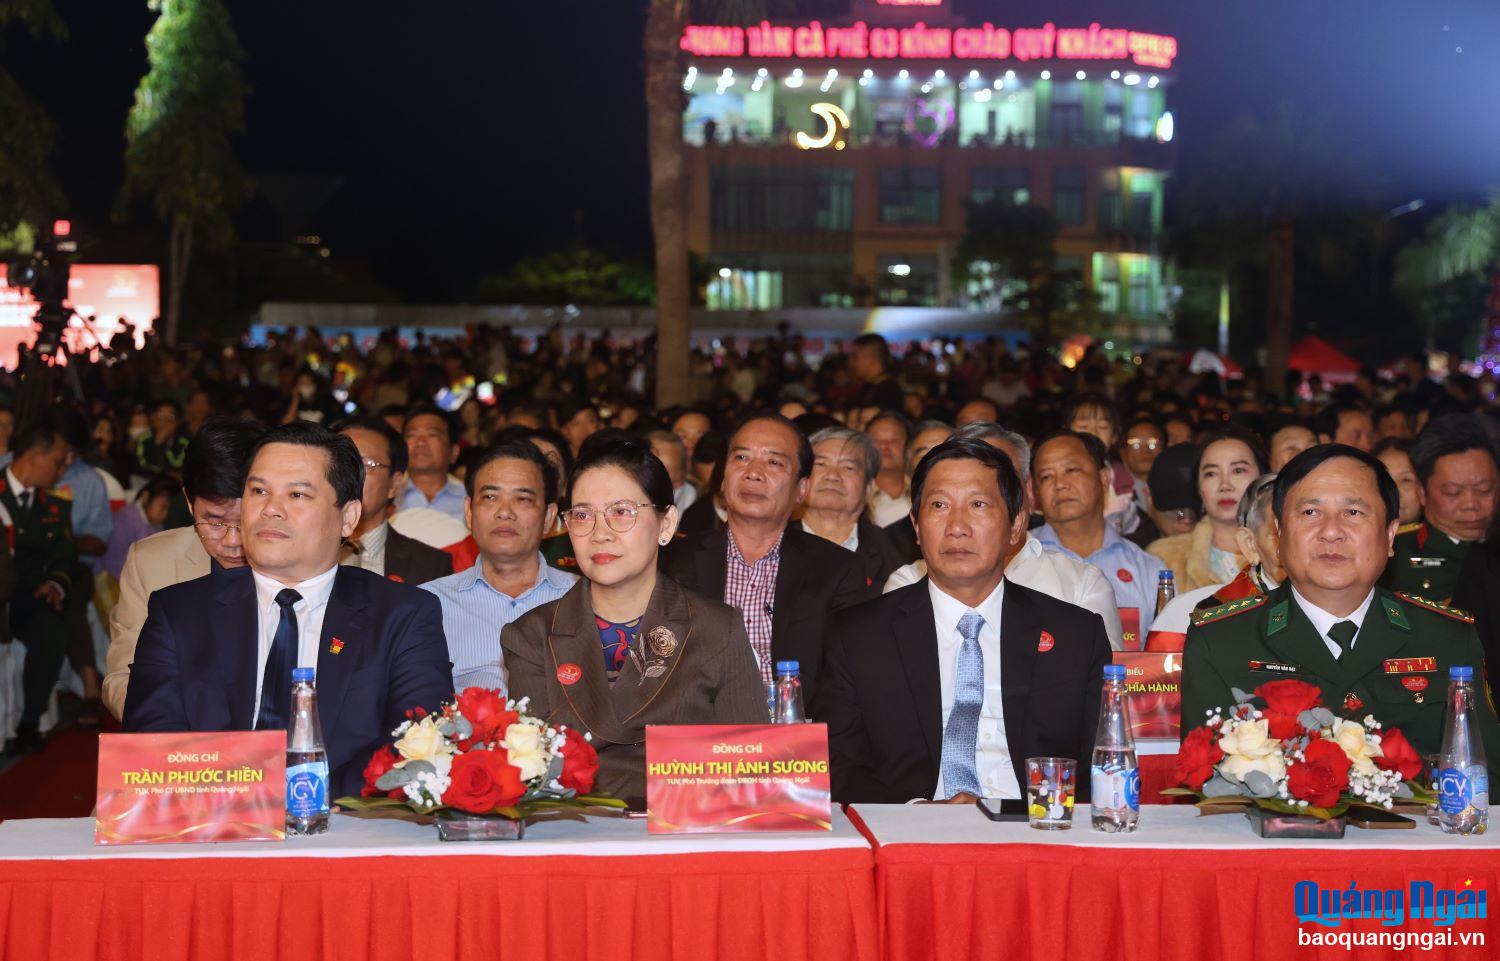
[663,413,871,704]
[124,421,453,798]
[815,437,1111,804]
[801,426,908,591]
[336,417,453,585]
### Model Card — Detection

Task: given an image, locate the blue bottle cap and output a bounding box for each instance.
[1104,664,1126,680]
[1158,570,1174,581]
[776,660,800,675]
[1450,665,1474,681]
[292,667,316,682]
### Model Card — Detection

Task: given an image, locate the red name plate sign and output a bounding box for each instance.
[645,724,831,834]
[95,732,287,845]
[1112,651,1182,740]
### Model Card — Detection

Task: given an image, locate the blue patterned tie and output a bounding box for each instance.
[940,612,985,798]
[255,589,302,730]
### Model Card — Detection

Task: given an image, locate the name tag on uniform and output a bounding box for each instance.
[1408,557,1447,569]
[1384,657,1438,674]
[1249,659,1299,675]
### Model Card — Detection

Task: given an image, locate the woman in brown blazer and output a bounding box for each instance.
[501,436,766,803]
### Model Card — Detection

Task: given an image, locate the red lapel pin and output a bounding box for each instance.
[557,663,582,686]
[329,638,345,655]
[1037,631,1055,653]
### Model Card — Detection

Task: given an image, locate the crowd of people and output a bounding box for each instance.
[1,324,1499,808]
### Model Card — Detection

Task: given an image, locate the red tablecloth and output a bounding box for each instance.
[877,843,1497,961]
[1,847,876,961]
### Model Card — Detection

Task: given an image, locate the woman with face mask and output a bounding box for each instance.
[500,437,766,805]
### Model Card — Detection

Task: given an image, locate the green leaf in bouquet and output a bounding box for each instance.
[1253,796,1346,820]
[375,766,415,791]
[1242,770,1279,798]
[333,796,438,825]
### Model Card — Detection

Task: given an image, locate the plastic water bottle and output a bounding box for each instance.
[1091,663,1140,833]
[773,661,806,724]
[1155,570,1176,616]
[1437,665,1488,836]
[286,667,330,836]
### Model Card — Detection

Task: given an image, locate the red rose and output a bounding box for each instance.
[558,727,600,795]
[455,687,519,746]
[1255,679,1325,739]
[1287,738,1352,808]
[444,749,526,814]
[1375,728,1423,781]
[1173,726,1225,790]
[361,745,404,798]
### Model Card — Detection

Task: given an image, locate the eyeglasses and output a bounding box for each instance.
[1125,438,1162,451]
[563,501,661,536]
[362,457,392,473]
[195,520,241,536]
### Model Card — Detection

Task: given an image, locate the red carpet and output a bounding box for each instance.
[0,728,102,820]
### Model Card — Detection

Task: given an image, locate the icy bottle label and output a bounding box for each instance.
[287,761,330,818]
[1438,766,1487,814]
[1091,764,1140,812]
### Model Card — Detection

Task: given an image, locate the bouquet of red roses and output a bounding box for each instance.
[336,688,624,821]
[1165,679,1434,819]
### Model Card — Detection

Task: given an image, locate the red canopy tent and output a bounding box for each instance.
[1287,334,1361,381]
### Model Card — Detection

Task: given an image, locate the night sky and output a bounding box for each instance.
[10,0,1500,301]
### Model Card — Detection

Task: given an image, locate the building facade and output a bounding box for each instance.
[680,0,1178,341]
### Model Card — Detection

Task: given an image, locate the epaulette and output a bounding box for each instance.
[1394,592,1474,624]
[1396,521,1422,536]
[1191,592,1268,627]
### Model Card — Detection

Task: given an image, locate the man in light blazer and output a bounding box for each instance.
[103,417,265,719]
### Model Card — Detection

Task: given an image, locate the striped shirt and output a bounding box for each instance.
[724,529,782,688]
[420,553,577,693]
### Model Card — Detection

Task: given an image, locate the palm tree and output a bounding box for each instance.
[644,0,770,407]
[1394,194,1500,350]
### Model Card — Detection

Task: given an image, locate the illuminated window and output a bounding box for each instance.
[710,166,853,232]
[878,254,939,306]
[879,166,942,224]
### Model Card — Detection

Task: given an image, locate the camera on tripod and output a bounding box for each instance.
[7,219,77,355]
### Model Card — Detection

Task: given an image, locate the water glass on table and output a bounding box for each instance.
[1025,757,1076,830]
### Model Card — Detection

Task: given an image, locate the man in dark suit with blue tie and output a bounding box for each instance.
[124,421,453,797]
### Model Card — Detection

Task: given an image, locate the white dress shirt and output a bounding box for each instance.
[801,519,859,552]
[928,578,1022,800]
[869,488,912,528]
[1291,586,1376,661]
[340,521,389,576]
[251,565,340,721]
[884,536,1125,650]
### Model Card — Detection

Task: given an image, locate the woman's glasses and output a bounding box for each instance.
[563,501,661,536]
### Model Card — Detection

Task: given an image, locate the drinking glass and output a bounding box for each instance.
[1025,757,1076,830]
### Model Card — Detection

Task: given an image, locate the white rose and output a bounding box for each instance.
[393,716,455,766]
[501,722,551,782]
[1218,718,1287,783]
[1330,720,1382,776]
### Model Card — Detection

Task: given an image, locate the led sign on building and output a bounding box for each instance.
[681,21,1178,70]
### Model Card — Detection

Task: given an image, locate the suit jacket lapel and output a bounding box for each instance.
[1266,588,1341,686]
[999,579,1041,784]
[546,582,637,746]
[1337,591,1411,689]
[615,577,696,726]
[702,526,729,601]
[892,581,942,764]
[214,567,260,729]
[315,568,369,742]
[771,528,801,647]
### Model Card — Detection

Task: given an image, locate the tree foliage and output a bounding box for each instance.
[0,0,65,233]
[475,249,654,306]
[119,0,247,342]
[955,198,1097,346]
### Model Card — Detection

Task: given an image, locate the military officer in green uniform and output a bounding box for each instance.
[2,422,78,756]
[1381,413,1497,602]
[1183,443,1500,770]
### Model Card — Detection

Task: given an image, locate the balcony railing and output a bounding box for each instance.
[690,124,1170,154]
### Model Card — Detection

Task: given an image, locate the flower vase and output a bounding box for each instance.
[434,811,526,841]
[1244,805,1346,839]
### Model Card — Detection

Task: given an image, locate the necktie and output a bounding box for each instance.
[1328,620,1358,658]
[940,612,986,799]
[19,490,31,513]
[255,589,302,730]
